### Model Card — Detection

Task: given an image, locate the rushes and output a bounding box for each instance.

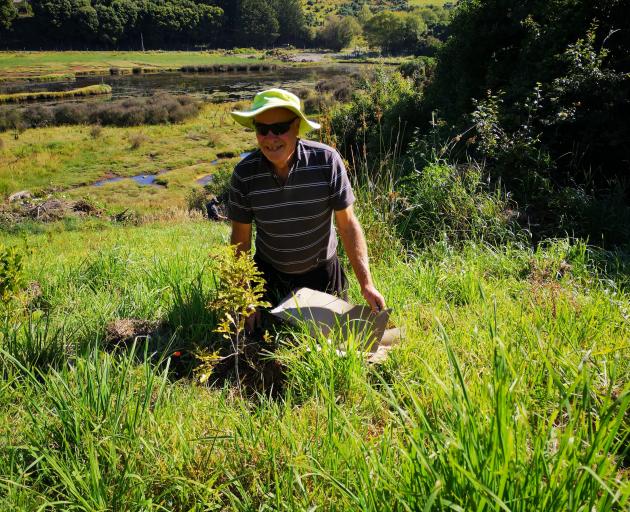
[0,93,200,132]
[0,84,111,104]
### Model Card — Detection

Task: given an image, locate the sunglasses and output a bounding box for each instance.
[253,117,298,136]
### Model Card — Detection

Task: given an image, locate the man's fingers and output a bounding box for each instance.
[367,291,386,313]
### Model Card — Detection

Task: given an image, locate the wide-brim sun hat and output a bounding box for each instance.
[231,88,320,137]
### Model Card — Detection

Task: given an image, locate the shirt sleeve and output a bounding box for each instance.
[227,168,253,223]
[329,150,356,211]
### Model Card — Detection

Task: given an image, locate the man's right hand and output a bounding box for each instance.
[362,284,386,313]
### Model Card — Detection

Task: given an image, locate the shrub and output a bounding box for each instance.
[186,187,207,213]
[120,107,146,127]
[54,104,89,125]
[203,163,232,201]
[0,244,25,303]
[128,133,149,149]
[22,105,55,128]
[327,68,422,162]
[395,162,517,247]
[0,94,200,133]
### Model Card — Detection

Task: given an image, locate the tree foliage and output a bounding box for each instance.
[331,0,630,245]
[364,11,427,54]
[238,0,280,47]
[0,0,18,31]
[317,15,361,51]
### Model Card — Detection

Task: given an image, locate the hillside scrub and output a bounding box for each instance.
[328,0,630,248]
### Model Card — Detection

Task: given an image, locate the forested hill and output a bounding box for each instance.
[0,0,451,50]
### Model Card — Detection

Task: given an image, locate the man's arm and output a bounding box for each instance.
[231,221,252,254]
[334,205,385,312]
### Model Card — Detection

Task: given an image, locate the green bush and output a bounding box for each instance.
[185,187,207,214]
[202,162,232,201]
[327,68,422,163]
[396,162,517,246]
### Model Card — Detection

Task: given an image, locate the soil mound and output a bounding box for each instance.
[0,195,103,224]
[105,318,162,346]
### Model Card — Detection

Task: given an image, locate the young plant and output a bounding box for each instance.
[0,244,25,304]
[197,246,270,389]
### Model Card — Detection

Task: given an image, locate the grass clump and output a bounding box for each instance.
[89,125,102,138]
[0,84,111,104]
[128,132,149,150]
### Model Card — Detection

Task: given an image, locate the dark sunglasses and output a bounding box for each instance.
[253,117,298,136]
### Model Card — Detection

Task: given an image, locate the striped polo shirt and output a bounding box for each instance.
[228,139,355,274]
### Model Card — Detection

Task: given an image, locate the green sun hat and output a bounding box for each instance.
[231,88,321,137]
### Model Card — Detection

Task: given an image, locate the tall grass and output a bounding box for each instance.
[0,215,628,508]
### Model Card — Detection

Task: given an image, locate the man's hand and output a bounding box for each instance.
[362,284,386,313]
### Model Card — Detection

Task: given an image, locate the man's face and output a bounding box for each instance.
[253,107,300,171]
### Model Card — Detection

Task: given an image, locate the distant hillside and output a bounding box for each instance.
[302,0,451,24]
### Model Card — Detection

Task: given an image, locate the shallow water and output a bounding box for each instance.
[0,65,362,103]
[93,152,253,188]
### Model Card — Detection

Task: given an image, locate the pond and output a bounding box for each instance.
[92,152,252,188]
[0,65,364,103]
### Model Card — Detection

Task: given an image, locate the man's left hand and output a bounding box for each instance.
[362,284,386,313]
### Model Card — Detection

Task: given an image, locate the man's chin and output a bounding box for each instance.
[262,149,285,163]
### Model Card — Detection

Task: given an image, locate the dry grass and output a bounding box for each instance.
[89,125,103,138]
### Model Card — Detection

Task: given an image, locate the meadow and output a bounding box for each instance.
[0,63,628,510]
[0,51,276,82]
[0,102,252,211]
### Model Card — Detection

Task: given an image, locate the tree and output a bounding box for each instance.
[274,0,309,45]
[364,11,427,54]
[317,15,361,51]
[357,3,372,26]
[0,0,18,31]
[75,3,99,42]
[237,0,279,47]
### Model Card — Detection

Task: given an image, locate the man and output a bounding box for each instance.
[228,88,385,313]
[205,196,225,221]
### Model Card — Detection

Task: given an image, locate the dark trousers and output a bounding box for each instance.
[254,254,349,307]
